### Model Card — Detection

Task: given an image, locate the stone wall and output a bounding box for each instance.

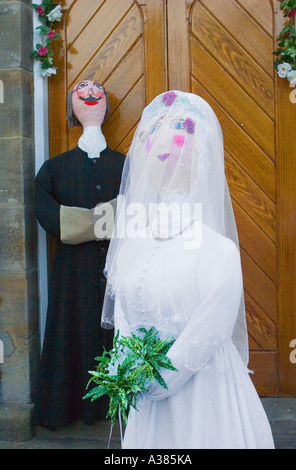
[0,0,39,441]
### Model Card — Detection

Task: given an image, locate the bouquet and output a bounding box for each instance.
[83,327,178,425]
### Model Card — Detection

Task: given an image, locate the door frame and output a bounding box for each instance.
[274,4,296,396]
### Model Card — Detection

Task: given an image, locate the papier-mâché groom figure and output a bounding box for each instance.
[33,80,125,428]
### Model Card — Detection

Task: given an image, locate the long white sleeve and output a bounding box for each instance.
[147,241,243,401]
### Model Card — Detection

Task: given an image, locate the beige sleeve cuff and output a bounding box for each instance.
[60,205,96,245]
[60,198,117,245]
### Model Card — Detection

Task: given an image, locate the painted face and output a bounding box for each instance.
[72,80,107,127]
[145,114,195,192]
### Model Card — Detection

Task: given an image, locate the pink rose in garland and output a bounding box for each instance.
[287,9,296,17]
[38,46,49,57]
[37,5,44,16]
[47,30,56,39]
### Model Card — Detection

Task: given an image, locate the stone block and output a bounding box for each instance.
[0,68,33,139]
[0,0,32,4]
[0,1,33,71]
[0,332,40,404]
[0,268,39,338]
[0,137,35,204]
[0,402,34,441]
[0,204,37,272]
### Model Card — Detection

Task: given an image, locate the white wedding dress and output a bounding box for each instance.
[102,90,275,449]
[113,221,275,449]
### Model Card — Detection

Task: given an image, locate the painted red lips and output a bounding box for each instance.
[84,100,99,106]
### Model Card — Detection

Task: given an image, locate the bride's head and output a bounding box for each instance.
[127,91,218,206]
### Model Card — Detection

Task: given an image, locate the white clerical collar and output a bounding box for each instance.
[78,126,107,159]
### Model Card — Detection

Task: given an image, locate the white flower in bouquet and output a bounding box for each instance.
[41,66,57,77]
[287,69,296,87]
[47,5,62,22]
[277,62,292,78]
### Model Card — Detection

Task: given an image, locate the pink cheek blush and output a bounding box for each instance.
[173,135,185,147]
[146,140,152,152]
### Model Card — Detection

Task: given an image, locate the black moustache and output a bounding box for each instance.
[79,96,102,102]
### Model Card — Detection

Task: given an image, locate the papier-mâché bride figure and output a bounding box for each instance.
[101,91,275,449]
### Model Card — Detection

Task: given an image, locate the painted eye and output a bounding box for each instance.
[77,82,88,89]
[93,83,104,91]
[170,119,185,130]
[150,121,161,135]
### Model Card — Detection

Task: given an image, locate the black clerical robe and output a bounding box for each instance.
[33,146,125,428]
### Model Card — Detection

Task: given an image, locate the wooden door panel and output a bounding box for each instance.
[188,0,278,395]
[191,2,274,118]
[232,200,277,282]
[66,0,106,46]
[249,352,278,396]
[190,38,275,157]
[245,293,277,350]
[68,6,143,88]
[224,153,276,242]
[67,0,137,87]
[240,250,277,322]
[238,0,274,36]
[203,0,274,75]
[103,77,145,152]
[191,79,276,201]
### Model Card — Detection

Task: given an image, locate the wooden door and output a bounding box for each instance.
[190,0,278,396]
[49,0,296,396]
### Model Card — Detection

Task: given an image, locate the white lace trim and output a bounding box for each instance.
[78,126,107,158]
[150,187,196,240]
[159,187,190,204]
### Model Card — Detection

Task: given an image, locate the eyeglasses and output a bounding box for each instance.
[73,82,105,99]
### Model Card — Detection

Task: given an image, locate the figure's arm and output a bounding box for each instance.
[60,198,117,244]
[147,243,243,401]
[35,161,117,244]
[34,164,61,239]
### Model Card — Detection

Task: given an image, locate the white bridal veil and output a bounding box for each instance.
[101,91,249,369]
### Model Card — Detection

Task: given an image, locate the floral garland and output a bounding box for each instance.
[273,0,296,86]
[30,1,62,77]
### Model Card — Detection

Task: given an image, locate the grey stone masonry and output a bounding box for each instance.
[0,0,40,441]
